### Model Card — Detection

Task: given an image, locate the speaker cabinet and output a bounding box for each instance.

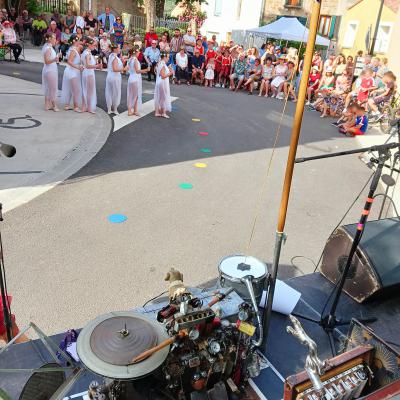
[320,218,400,303]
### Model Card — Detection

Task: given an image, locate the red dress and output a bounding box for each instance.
[214,54,223,74]
[195,44,204,55]
[221,56,231,77]
[205,49,216,65]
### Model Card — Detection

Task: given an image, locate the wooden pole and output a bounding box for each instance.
[277,0,322,233]
[370,0,385,55]
[262,0,322,348]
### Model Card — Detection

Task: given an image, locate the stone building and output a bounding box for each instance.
[262,0,352,39]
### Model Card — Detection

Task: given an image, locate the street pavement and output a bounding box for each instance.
[0,57,393,335]
[0,75,111,212]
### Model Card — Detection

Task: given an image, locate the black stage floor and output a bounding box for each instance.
[1,272,400,400]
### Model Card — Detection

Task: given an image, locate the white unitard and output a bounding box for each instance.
[81,49,97,113]
[61,46,82,107]
[105,53,123,112]
[41,43,58,102]
[154,61,171,113]
[127,57,142,111]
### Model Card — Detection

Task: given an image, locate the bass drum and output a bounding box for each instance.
[218,255,268,304]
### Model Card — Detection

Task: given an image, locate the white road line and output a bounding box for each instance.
[113,96,178,133]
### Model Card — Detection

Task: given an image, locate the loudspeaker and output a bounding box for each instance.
[320,218,400,303]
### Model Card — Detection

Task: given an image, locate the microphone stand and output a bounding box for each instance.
[293,141,400,355]
[0,203,13,342]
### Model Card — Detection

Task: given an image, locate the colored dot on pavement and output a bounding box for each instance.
[195,163,207,168]
[192,118,201,122]
[179,183,193,189]
[200,148,212,153]
[13,72,20,75]
[198,132,209,136]
[108,214,127,223]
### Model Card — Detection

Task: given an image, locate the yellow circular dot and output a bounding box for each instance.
[192,118,201,122]
[195,163,208,168]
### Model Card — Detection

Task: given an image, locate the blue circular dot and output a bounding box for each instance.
[108,214,127,223]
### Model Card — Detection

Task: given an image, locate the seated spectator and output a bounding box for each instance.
[85,10,97,32]
[2,20,22,63]
[191,48,205,84]
[87,27,99,55]
[59,27,71,59]
[308,66,335,109]
[175,46,190,85]
[112,16,125,47]
[243,57,262,95]
[162,30,170,43]
[283,60,297,101]
[0,10,6,24]
[51,8,62,30]
[271,55,288,99]
[259,57,274,97]
[306,66,321,104]
[340,103,368,136]
[333,102,357,128]
[99,31,111,66]
[368,71,396,121]
[8,7,17,22]
[320,70,351,117]
[97,7,115,33]
[75,26,84,41]
[133,33,142,49]
[63,8,76,32]
[333,54,346,78]
[229,52,246,91]
[144,39,160,81]
[46,20,61,44]
[159,34,170,52]
[344,69,365,111]
[346,55,354,79]
[32,14,47,46]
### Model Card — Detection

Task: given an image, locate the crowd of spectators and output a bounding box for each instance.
[0,5,397,136]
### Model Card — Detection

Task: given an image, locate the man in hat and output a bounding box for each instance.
[191,47,205,84]
[2,20,22,63]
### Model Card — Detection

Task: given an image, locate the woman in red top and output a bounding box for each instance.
[218,50,231,88]
[195,39,204,55]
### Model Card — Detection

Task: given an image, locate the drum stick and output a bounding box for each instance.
[207,287,234,307]
[131,330,187,364]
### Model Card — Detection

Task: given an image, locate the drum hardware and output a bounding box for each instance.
[218,255,268,347]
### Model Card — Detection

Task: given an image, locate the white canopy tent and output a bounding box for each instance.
[246,17,330,47]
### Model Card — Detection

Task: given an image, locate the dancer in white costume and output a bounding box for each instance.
[126,46,149,116]
[105,44,124,115]
[82,38,100,114]
[154,51,173,119]
[61,36,83,112]
[41,33,60,111]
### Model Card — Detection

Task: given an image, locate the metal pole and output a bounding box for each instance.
[370,0,385,55]
[262,0,322,348]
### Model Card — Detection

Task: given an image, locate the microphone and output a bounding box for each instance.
[0,142,16,158]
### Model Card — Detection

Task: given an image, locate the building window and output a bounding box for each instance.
[342,21,359,48]
[319,15,332,37]
[214,0,223,16]
[285,0,302,7]
[375,23,393,53]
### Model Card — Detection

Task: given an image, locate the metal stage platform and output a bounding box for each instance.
[1,272,400,399]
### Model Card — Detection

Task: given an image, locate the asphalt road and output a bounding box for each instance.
[0,60,374,335]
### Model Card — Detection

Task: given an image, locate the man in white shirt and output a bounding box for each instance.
[144,40,161,81]
[175,46,189,85]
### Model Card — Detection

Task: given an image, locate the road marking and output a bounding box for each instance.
[113,96,178,133]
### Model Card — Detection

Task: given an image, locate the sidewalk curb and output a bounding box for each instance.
[2,105,112,214]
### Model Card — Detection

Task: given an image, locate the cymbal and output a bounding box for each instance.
[77,311,170,380]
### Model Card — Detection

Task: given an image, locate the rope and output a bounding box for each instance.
[245,18,310,254]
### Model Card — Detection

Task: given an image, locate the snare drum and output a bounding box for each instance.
[218,255,268,304]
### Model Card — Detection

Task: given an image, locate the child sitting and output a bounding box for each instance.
[340,103,368,136]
